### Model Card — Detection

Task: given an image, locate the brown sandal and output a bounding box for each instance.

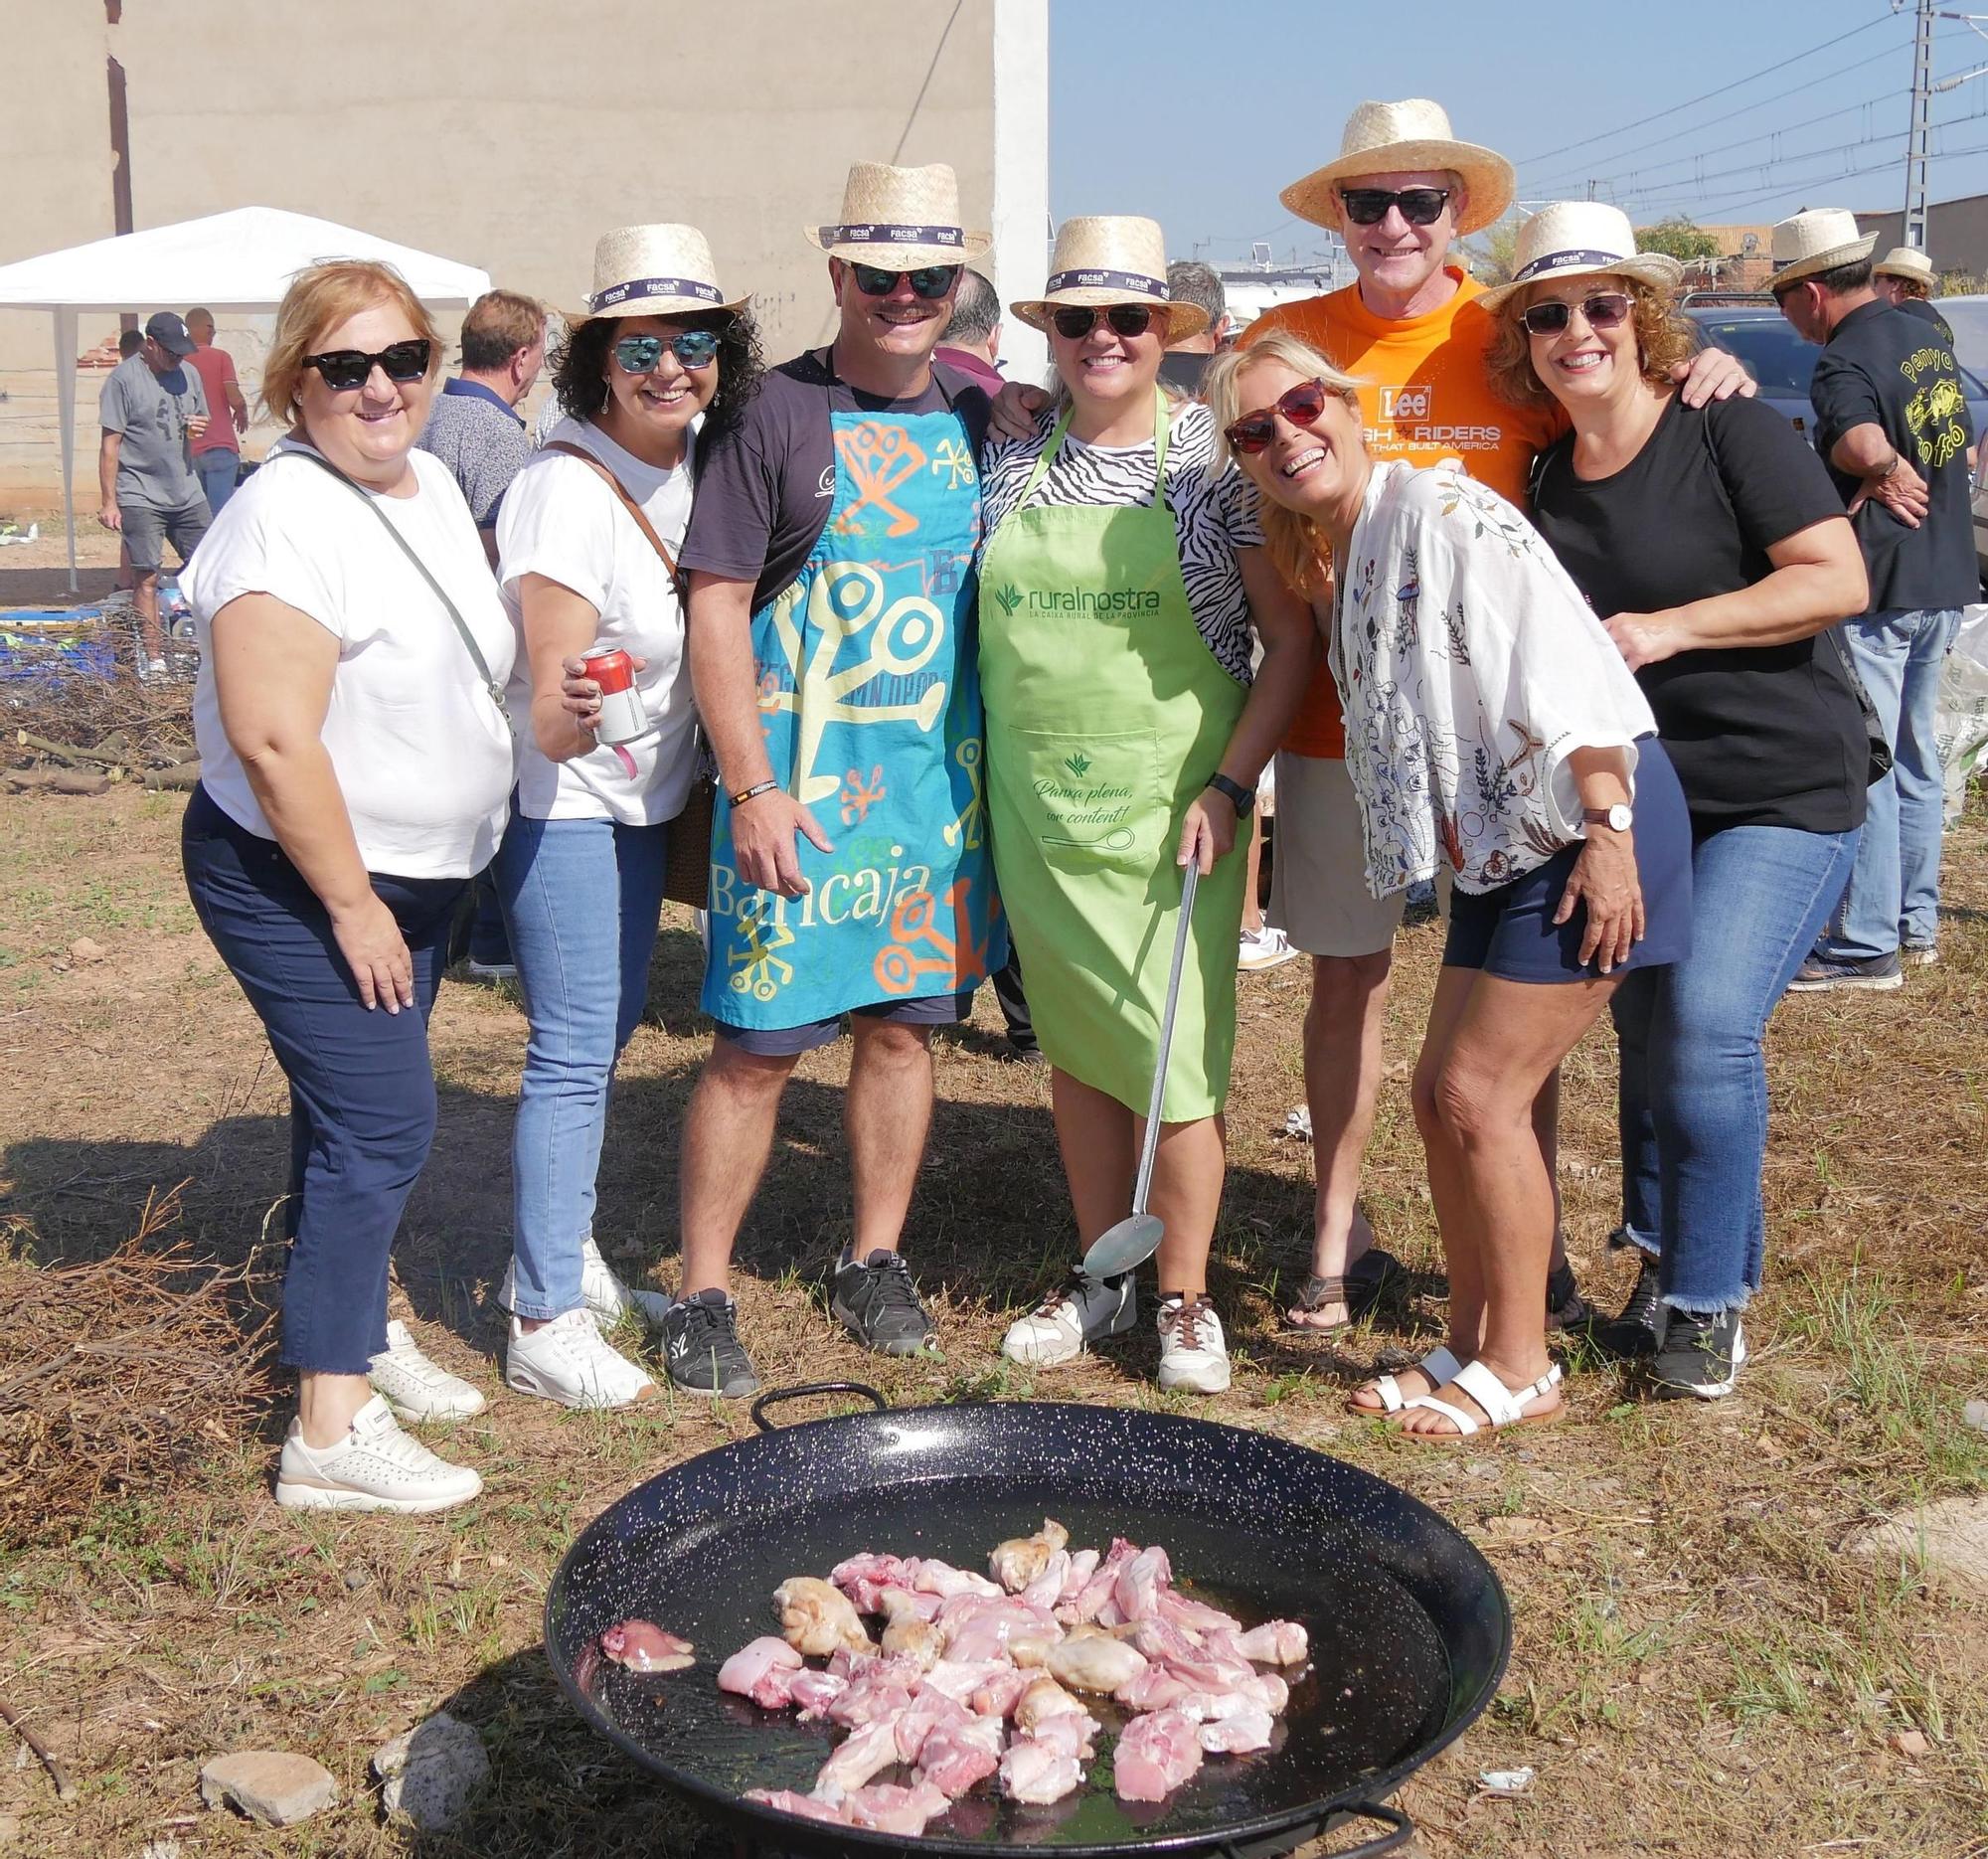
[1285,1247,1403,1331]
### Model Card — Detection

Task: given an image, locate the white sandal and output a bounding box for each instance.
[1352,1345,1464,1416]
[1400,1358,1564,1440]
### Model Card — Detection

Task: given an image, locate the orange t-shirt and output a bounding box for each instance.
[1242,268,1566,756]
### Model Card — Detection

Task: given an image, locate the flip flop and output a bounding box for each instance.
[1397,1359,1565,1442]
[1285,1246,1404,1332]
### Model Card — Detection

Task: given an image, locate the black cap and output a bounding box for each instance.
[144,311,196,356]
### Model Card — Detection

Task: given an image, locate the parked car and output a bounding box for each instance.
[1685,297,1988,590]
[1932,293,1987,375]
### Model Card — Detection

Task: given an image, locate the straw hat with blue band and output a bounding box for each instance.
[1280,97,1516,238]
[1008,216,1210,344]
[581,224,750,321]
[805,161,992,271]
[1476,201,1682,313]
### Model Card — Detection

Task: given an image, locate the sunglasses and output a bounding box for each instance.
[302,339,433,392]
[1224,379,1334,456]
[848,262,960,300]
[1050,304,1157,342]
[1338,187,1451,228]
[1519,292,1633,337]
[612,330,722,373]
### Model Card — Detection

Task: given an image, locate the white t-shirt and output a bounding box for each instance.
[183,438,518,880]
[496,417,699,826]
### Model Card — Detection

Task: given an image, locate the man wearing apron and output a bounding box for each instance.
[669,161,1002,1396]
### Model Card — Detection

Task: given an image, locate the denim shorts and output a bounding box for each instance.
[1443,740,1694,983]
[713,991,975,1057]
[121,495,209,574]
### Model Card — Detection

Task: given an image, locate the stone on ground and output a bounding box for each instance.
[372,1710,489,1829]
[1843,1495,1988,1598]
[1961,1397,1988,1435]
[197,1750,338,1825]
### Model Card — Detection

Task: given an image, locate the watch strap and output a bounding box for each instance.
[1206,772,1253,815]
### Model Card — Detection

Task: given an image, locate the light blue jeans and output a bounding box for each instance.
[1613,820,1859,1314]
[195,449,240,518]
[1820,607,1963,960]
[493,809,669,1320]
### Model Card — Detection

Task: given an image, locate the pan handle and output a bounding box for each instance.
[749,1380,889,1432]
[1219,1800,1411,1859]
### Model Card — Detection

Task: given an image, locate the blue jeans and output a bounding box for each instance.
[1821,608,1962,959]
[1613,820,1859,1313]
[493,809,669,1320]
[181,785,463,1373]
[195,449,240,518]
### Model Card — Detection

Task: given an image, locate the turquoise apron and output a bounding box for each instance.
[703,360,1003,1026]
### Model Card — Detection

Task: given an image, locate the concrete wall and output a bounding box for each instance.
[0,0,1048,515]
[1858,196,1988,285]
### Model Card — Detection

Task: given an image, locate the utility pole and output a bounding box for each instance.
[1904,0,1934,250]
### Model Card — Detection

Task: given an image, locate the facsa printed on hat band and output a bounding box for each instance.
[817,223,966,249]
[590,275,725,310]
[1511,248,1632,283]
[1046,268,1170,297]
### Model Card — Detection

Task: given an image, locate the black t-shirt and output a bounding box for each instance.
[680,347,991,611]
[1810,299,1976,612]
[1895,294,1955,345]
[1530,395,1868,833]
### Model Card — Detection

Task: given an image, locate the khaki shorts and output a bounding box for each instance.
[1267,752,1408,959]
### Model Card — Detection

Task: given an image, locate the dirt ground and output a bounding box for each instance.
[1,781,1984,1859]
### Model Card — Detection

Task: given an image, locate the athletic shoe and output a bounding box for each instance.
[274,1395,482,1514]
[1156,1295,1231,1395]
[505,1309,657,1409]
[498,1235,671,1332]
[1238,925,1299,973]
[367,1319,486,1421]
[1001,1270,1137,1367]
[1785,950,1904,992]
[1592,1252,1665,1359]
[463,959,519,983]
[1648,1308,1747,1400]
[659,1288,761,1398]
[831,1249,937,1357]
[1904,937,1938,968]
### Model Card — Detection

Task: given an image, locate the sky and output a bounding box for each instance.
[1049,0,1988,261]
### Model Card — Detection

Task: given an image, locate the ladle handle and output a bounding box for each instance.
[1131,858,1199,1217]
[749,1381,888,1432]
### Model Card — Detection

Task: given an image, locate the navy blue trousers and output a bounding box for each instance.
[182,784,465,1374]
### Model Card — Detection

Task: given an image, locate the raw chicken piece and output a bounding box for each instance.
[743,1787,844,1823]
[1014,1673,1090,1734]
[826,1669,919,1729]
[1020,1548,1072,1611]
[831,1550,913,1593]
[1242,1670,1289,1714]
[717,1635,803,1708]
[989,1518,1070,1593]
[1198,1705,1276,1754]
[1115,1707,1205,1802]
[598,1619,695,1673]
[909,1557,1002,1600]
[774,1575,872,1656]
[813,1715,906,1799]
[789,1669,849,1722]
[999,1736,1084,1805]
[1113,1545,1174,1623]
[892,1689,974,1765]
[1117,1662,1198,1712]
[920,1657,1011,1704]
[1156,1587,1244,1639]
[1026,1710,1095,1762]
[939,1597,1061,1663]
[1235,1620,1309,1666]
[968,1665,1034,1719]
[880,1591,945,1666]
[1063,1538,1136,1623]
[874,1585,943,1621]
[840,1777,952,1834]
[1039,1632,1147,1696]
[827,1646,878,1679]
[915,1711,1004,1795]
[1052,1548,1101,1620]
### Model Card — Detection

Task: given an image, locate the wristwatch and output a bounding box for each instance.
[1206,772,1254,817]
[1583,803,1634,832]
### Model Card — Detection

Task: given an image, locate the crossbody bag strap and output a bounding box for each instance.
[545,439,686,599]
[282,446,507,713]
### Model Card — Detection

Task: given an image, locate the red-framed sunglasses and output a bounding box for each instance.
[1224,379,1334,455]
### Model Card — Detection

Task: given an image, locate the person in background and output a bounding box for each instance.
[98,311,212,676]
[184,308,249,517]
[1872,247,1952,342]
[935,266,1005,396]
[493,226,759,1408]
[179,259,516,1513]
[1771,210,1975,989]
[1485,202,1870,1399]
[1158,258,1232,400]
[117,327,145,361]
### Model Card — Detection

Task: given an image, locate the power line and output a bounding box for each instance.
[1648,130,1988,223]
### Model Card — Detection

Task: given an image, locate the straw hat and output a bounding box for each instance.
[583,224,748,318]
[1769,209,1879,290]
[1477,202,1683,312]
[805,161,992,270]
[1874,245,1935,286]
[1008,217,1210,343]
[1280,98,1515,237]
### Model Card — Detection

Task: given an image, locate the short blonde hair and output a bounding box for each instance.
[1485,274,1695,413]
[1203,333,1365,598]
[261,260,439,428]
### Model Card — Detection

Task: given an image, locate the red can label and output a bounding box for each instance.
[582,648,635,694]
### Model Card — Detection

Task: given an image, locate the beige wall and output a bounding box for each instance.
[0,0,1022,514]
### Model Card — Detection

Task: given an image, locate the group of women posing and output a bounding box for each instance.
[181,189,1869,1513]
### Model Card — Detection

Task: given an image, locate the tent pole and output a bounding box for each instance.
[55,309,80,595]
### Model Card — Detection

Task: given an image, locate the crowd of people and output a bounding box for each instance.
[158,97,1973,1511]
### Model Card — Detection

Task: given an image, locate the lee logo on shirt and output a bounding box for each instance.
[1382,385,1432,422]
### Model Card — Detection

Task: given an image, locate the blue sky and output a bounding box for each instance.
[1049,0,1988,259]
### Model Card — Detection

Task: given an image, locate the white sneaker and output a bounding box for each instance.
[505,1309,658,1410]
[367,1319,486,1422]
[1156,1295,1231,1394]
[1238,926,1298,973]
[1001,1271,1137,1368]
[498,1235,672,1332]
[274,1395,482,1514]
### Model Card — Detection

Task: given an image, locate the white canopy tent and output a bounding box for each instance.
[0,207,491,591]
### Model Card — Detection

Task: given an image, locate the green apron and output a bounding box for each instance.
[978,391,1248,1120]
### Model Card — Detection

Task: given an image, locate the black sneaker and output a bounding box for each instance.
[1590,1252,1664,1360]
[1785,950,1903,992]
[1546,1259,1598,1333]
[660,1288,761,1398]
[1648,1308,1747,1400]
[831,1249,936,1357]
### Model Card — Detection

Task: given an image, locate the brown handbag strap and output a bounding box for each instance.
[544,439,685,597]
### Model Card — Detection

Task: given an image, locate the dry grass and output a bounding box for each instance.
[0,781,1984,1858]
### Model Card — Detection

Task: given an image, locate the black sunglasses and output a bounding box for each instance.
[1051,304,1157,342]
[302,339,433,392]
[849,262,960,300]
[1519,292,1633,337]
[613,330,722,373]
[1338,187,1452,228]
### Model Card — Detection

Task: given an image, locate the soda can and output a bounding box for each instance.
[580,648,649,747]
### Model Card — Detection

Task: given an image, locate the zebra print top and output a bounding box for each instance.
[980,399,1264,683]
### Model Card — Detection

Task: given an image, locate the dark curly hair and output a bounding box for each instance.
[1486,274,1696,412]
[550,305,762,453]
